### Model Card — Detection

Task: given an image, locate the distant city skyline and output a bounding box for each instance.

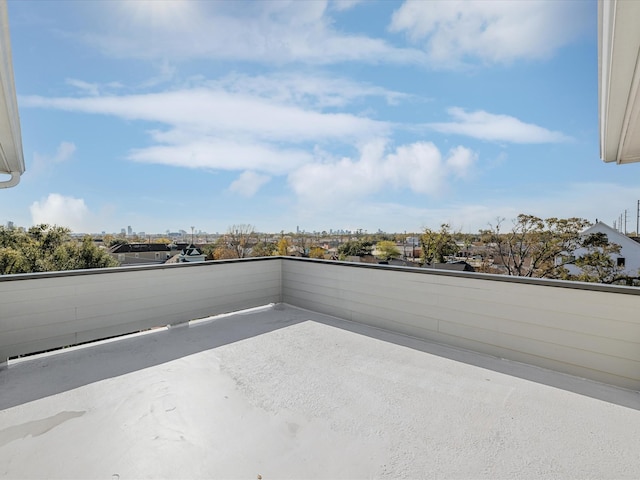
[6,218,640,240]
[2,1,640,234]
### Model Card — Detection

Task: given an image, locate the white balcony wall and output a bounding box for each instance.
[0,258,281,363]
[282,259,640,391]
[2,257,640,390]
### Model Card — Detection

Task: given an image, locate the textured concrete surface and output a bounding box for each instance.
[1,304,639,479]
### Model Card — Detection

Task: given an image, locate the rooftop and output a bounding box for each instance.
[1,302,639,479]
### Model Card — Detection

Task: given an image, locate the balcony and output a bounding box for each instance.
[1,258,640,478]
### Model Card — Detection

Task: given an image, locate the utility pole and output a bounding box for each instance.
[404,230,407,259]
[624,210,628,235]
[637,200,639,237]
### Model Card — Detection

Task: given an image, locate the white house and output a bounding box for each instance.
[178,244,206,263]
[565,221,640,278]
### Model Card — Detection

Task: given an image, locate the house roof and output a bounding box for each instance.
[428,261,475,272]
[108,243,171,253]
[181,245,202,256]
[581,221,640,252]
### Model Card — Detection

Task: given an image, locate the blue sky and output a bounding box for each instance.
[3,0,639,235]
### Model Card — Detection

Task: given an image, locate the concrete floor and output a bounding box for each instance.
[1,304,639,479]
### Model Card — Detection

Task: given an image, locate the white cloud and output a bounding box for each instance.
[212,72,410,109]
[21,79,485,216]
[137,59,176,88]
[331,0,364,11]
[228,171,271,197]
[446,146,476,178]
[77,0,426,65]
[289,140,477,203]
[53,142,77,163]
[65,78,124,96]
[128,139,311,175]
[428,108,570,143]
[30,194,91,231]
[21,80,392,179]
[65,78,100,96]
[31,141,77,174]
[390,0,591,67]
[21,89,388,144]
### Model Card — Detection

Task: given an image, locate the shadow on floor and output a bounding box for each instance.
[1,303,638,411]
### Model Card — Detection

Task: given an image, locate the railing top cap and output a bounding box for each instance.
[1,256,639,296]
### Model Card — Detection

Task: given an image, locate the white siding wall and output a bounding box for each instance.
[2,257,640,390]
[282,259,640,391]
[0,259,281,362]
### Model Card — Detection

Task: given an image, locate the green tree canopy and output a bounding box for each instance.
[0,224,118,275]
[251,241,277,257]
[421,224,459,264]
[376,240,401,260]
[309,246,326,259]
[338,240,373,258]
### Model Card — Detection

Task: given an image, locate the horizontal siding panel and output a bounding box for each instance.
[284,279,440,320]
[423,328,640,391]
[285,287,440,334]
[3,280,279,331]
[448,308,640,362]
[0,260,281,360]
[438,319,640,383]
[434,295,640,343]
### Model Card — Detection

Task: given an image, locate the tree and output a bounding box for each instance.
[0,224,118,274]
[421,224,459,264]
[309,246,326,259]
[108,237,128,247]
[74,236,120,269]
[0,247,28,274]
[205,237,237,260]
[376,240,401,260]
[226,224,257,259]
[277,237,290,256]
[481,215,591,278]
[338,240,373,259]
[252,241,277,257]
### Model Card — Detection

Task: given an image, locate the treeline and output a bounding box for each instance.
[3,216,639,286]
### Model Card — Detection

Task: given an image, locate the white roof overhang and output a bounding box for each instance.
[0,0,24,188]
[599,0,640,164]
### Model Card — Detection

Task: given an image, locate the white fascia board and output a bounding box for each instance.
[599,0,640,164]
[0,0,24,187]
